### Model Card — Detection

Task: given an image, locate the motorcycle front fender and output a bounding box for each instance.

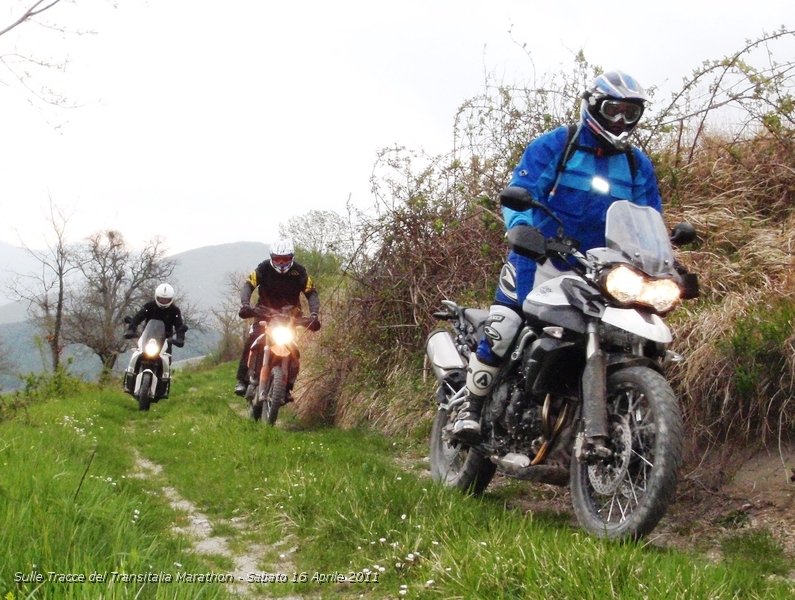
[134,369,158,396]
[601,307,672,344]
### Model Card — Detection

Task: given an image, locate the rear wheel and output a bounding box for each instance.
[429,379,495,495]
[263,366,286,426]
[570,366,683,539]
[136,372,153,411]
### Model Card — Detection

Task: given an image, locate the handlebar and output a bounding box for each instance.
[240,305,314,328]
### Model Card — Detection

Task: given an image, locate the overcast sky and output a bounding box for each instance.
[0,0,792,255]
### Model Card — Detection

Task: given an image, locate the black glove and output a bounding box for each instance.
[674,260,700,300]
[308,313,321,332]
[680,273,700,300]
[124,328,137,339]
[238,304,255,319]
[173,334,185,348]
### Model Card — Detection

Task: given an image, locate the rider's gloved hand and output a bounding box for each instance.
[680,273,700,299]
[124,328,137,339]
[238,303,254,319]
[308,313,321,332]
[173,333,185,348]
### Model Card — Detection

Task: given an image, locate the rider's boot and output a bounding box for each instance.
[451,353,499,445]
[234,380,247,396]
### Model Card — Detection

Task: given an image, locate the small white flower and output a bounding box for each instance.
[401,514,407,520]
[174,562,183,568]
[379,537,386,543]
[425,579,435,586]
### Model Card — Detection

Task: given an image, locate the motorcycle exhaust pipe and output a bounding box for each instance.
[425,329,465,382]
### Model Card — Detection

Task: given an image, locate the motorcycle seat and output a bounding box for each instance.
[463,308,489,329]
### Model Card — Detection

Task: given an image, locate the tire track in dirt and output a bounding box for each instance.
[132,452,302,598]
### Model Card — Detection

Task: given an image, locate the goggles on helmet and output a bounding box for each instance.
[598,99,643,124]
[271,254,293,269]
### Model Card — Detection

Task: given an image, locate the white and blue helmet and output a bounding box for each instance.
[581,71,649,149]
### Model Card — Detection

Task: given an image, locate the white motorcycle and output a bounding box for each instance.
[427,187,697,539]
[122,318,183,411]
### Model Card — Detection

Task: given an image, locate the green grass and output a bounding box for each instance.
[1,363,793,599]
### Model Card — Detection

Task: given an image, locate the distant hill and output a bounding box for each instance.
[0,240,42,305]
[169,241,269,313]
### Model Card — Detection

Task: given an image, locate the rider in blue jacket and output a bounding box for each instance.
[452,71,664,444]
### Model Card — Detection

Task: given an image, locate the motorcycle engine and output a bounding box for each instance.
[486,371,544,456]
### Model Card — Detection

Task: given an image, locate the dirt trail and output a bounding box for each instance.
[132,452,302,598]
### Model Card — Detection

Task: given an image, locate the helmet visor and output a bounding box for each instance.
[271,254,293,269]
[156,296,172,306]
[598,99,643,124]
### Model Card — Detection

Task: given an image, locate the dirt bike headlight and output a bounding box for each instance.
[603,265,681,313]
[144,338,161,358]
[270,325,294,347]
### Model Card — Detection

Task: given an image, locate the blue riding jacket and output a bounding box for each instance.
[479,125,663,363]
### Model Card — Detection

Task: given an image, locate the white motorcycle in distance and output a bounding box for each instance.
[122,317,184,411]
[427,186,698,539]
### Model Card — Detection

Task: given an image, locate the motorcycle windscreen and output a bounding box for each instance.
[141,319,166,341]
[604,201,676,277]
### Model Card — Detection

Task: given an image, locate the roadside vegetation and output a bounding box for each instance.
[299,29,795,461]
[1,367,792,599]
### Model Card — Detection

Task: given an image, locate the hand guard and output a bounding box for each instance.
[124,328,137,339]
[238,304,255,319]
[172,334,185,348]
[308,313,321,332]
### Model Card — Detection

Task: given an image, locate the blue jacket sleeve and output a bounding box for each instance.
[631,148,663,213]
[503,127,569,230]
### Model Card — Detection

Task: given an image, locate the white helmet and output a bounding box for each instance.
[155,283,175,308]
[270,238,295,274]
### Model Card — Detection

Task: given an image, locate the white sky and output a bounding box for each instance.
[0,0,792,255]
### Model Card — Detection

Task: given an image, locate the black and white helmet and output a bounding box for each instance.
[270,238,295,274]
[581,71,648,149]
[155,283,175,308]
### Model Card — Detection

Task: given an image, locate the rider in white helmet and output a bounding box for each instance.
[234,238,321,396]
[125,282,188,347]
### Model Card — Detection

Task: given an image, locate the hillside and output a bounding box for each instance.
[1,364,791,599]
[169,241,269,312]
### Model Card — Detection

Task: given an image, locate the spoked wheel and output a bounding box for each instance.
[136,373,153,411]
[429,378,495,495]
[262,366,286,426]
[570,366,683,539]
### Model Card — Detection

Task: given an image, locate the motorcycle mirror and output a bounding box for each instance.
[499,186,538,211]
[507,226,547,260]
[670,222,697,246]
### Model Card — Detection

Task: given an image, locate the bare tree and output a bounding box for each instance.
[209,271,249,364]
[0,1,65,38]
[7,200,77,372]
[62,230,174,374]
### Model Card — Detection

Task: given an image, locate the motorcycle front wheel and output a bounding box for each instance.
[429,382,495,495]
[136,372,153,412]
[262,366,286,426]
[570,366,683,539]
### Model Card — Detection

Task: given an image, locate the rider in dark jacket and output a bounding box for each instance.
[234,239,321,396]
[125,282,188,347]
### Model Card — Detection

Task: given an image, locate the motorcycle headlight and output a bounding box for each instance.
[144,338,161,358]
[602,265,681,313]
[270,325,294,346]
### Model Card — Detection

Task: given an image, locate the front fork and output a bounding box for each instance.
[577,322,611,460]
